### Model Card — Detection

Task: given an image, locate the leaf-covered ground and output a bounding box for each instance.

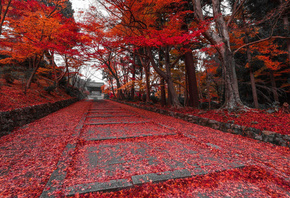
[0,101,91,197]
[0,100,289,197]
[0,79,72,112]
[126,102,290,135]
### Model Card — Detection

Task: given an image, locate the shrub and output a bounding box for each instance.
[65,86,85,99]
[44,85,56,94]
[3,73,14,84]
[142,94,147,102]
[104,93,109,99]
[150,95,159,103]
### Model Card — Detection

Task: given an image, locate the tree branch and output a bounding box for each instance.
[233,36,290,54]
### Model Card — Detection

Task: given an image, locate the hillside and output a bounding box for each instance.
[0,79,73,112]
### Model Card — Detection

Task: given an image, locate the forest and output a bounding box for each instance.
[0,0,289,111]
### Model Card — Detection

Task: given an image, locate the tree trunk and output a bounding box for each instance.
[144,60,150,103]
[25,64,40,94]
[25,54,43,93]
[144,64,150,103]
[280,0,290,63]
[65,55,70,86]
[246,33,259,108]
[131,53,136,99]
[193,0,245,110]
[184,71,189,106]
[220,48,244,109]
[147,47,181,107]
[184,48,199,108]
[159,49,166,106]
[164,47,181,107]
[269,70,279,102]
[109,78,116,98]
[206,70,211,109]
[160,78,166,106]
[249,67,259,108]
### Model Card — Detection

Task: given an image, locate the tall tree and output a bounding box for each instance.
[0,0,81,92]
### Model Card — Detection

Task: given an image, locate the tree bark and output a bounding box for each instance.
[147,47,181,107]
[131,53,136,99]
[164,47,181,107]
[193,0,244,110]
[160,78,166,106]
[280,0,290,63]
[159,49,166,106]
[184,47,199,108]
[246,33,259,109]
[144,62,150,103]
[25,54,43,93]
[206,70,211,109]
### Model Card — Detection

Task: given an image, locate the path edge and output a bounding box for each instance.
[110,100,290,148]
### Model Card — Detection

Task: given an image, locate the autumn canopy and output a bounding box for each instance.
[0,0,289,110]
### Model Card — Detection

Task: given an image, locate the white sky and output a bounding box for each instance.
[67,0,105,83]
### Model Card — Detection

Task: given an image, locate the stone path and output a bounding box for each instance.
[38,100,290,197]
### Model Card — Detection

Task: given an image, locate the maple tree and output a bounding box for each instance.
[192,0,290,110]
[82,0,208,107]
[228,1,290,108]
[0,0,83,93]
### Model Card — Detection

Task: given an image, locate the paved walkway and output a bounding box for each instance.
[1,100,290,197]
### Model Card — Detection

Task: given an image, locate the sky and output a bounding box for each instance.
[68,0,105,83]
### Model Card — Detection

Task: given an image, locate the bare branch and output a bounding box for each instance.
[227,0,246,27]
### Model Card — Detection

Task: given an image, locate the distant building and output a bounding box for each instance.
[86,82,104,100]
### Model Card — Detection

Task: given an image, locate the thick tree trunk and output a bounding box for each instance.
[164,47,181,107]
[131,54,136,99]
[65,55,70,86]
[109,78,116,98]
[184,71,189,106]
[137,50,150,103]
[206,70,211,109]
[193,0,245,110]
[144,62,150,103]
[184,48,199,108]
[25,64,40,94]
[116,80,123,100]
[147,47,181,107]
[249,68,259,108]
[25,54,43,93]
[159,49,166,106]
[160,78,166,106]
[280,0,290,63]
[220,48,244,109]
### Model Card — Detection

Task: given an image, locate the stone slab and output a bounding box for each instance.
[65,136,245,187]
[132,169,192,185]
[206,143,221,150]
[87,115,134,118]
[85,133,176,141]
[82,122,177,141]
[40,111,87,198]
[65,179,133,196]
[84,121,151,125]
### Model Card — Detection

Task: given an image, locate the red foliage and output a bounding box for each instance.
[0,101,91,197]
[84,166,290,197]
[1,100,289,197]
[127,102,290,135]
[0,79,72,111]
